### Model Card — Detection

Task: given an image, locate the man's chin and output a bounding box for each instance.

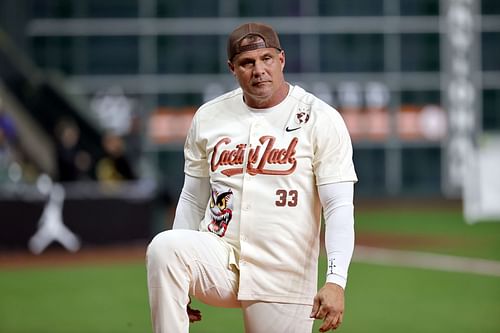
[250,91,272,101]
[250,84,273,96]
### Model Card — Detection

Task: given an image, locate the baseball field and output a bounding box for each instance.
[1,202,499,333]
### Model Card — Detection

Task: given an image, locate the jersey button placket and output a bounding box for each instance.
[239,121,258,278]
[250,120,260,141]
[242,121,257,212]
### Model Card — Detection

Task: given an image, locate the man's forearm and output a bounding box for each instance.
[318,182,355,289]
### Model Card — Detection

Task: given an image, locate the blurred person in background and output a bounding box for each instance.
[95,132,136,184]
[0,100,31,183]
[54,118,93,182]
[0,98,18,146]
[0,126,17,182]
[146,22,357,333]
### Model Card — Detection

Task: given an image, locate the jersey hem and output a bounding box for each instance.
[237,293,314,306]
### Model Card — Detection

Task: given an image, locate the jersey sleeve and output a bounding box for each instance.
[184,113,209,178]
[312,105,358,185]
[172,174,210,230]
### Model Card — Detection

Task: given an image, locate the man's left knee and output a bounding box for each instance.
[146,230,196,270]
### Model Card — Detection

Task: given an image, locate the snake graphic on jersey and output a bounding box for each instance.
[208,188,233,237]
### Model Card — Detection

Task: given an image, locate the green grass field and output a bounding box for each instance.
[1,207,499,333]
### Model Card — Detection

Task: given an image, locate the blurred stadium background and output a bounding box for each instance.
[1,0,499,332]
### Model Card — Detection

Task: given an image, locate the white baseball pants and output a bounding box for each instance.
[146,229,314,333]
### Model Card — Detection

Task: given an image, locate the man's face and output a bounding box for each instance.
[228,39,286,108]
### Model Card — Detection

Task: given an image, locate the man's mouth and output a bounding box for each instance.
[252,80,270,87]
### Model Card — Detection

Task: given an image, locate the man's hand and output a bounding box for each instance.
[187,299,202,323]
[310,283,345,332]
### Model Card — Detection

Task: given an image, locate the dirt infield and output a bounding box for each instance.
[0,232,470,270]
[0,242,148,269]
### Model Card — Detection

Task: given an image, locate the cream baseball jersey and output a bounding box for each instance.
[184,85,357,305]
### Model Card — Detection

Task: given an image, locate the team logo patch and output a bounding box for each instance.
[208,187,234,237]
[286,106,310,132]
[295,107,310,125]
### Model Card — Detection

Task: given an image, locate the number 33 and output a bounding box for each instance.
[275,189,298,207]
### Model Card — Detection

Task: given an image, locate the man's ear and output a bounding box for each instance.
[227,60,235,74]
[279,50,286,71]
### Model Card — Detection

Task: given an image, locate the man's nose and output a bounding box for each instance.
[253,60,266,76]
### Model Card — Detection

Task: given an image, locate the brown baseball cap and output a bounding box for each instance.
[227,22,282,61]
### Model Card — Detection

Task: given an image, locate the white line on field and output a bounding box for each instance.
[353,246,500,277]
